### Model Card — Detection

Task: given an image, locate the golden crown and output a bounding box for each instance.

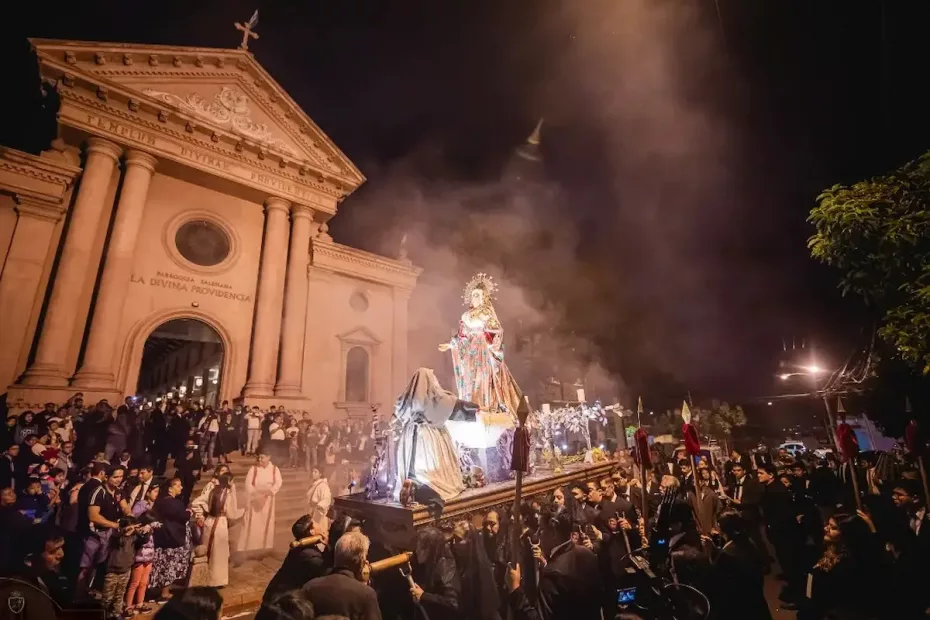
[462,272,498,305]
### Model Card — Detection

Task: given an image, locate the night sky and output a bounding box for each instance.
[6,1,930,409]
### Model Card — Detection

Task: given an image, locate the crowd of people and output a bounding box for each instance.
[0,394,359,619]
[1,393,928,620]
[253,444,930,620]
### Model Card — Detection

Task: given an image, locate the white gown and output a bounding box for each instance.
[192,480,244,586]
[305,478,333,535]
[238,463,282,551]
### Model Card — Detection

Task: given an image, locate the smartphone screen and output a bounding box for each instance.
[617,587,637,604]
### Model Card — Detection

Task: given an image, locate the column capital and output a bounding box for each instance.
[124,149,158,173]
[290,203,315,220]
[85,137,122,163]
[13,195,66,223]
[264,196,291,214]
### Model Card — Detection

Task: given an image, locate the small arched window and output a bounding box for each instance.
[345,346,370,402]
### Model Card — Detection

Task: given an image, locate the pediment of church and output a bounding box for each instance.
[336,325,383,347]
[28,39,364,202]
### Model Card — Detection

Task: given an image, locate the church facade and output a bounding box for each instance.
[0,39,419,418]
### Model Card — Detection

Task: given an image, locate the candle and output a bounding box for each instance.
[577,388,586,402]
[542,403,551,414]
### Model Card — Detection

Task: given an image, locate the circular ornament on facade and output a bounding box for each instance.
[349,291,369,312]
[175,220,230,266]
[164,211,240,275]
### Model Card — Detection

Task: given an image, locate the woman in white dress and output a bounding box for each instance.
[191,471,243,587]
[304,467,332,535]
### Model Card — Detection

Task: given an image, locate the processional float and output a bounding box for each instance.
[335,273,615,549]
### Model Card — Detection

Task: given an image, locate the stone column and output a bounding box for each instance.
[275,204,315,396]
[21,137,122,386]
[391,287,412,393]
[0,198,66,389]
[73,149,157,388]
[243,197,291,397]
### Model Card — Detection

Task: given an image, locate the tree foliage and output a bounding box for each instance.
[809,151,930,372]
[700,400,748,443]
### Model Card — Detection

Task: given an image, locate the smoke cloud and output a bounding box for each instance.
[333,0,756,406]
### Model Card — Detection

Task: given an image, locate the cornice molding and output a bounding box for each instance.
[55,77,347,202]
[14,196,66,222]
[55,91,340,214]
[310,239,421,291]
[30,39,365,190]
[0,147,81,204]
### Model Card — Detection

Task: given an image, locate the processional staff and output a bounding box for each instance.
[510,395,532,565]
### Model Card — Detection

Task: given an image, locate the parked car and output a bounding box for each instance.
[778,441,807,457]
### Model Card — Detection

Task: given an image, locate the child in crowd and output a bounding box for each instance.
[17,477,50,523]
[126,487,160,616]
[102,516,143,618]
[286,420,300,469]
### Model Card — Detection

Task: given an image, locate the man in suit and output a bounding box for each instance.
[125,464,155,508]
[301,530,381,620]
[889,479,930,616]
[507,511,604,620]
[725,463,768,570]
[758,463,803,608]
[599,477,640,548]
[725,449,752,488]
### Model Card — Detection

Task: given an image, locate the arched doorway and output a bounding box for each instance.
[136,318,224,407]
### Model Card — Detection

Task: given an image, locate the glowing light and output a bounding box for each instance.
[561,444,569,450]
[805,365,825,374]
[767,401,773,406]
[779,374,790,380]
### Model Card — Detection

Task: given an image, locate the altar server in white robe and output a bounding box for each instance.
[192,471,243,586]
[305,466,333,535]
[238,450,283,551]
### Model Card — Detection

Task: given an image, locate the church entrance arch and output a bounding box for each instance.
[136,318,225,407]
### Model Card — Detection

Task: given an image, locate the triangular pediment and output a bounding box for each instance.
[29,39,364,191]
[336,325,382,346]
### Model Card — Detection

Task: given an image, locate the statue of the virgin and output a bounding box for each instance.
[439,273,524,418]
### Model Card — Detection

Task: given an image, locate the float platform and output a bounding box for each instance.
[333,459,614,549]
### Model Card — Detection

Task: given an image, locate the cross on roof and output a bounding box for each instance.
[234,10,260,50]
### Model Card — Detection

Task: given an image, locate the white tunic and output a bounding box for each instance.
[237,464,282,551]
[305,478,333,535]
[192,480,244,586]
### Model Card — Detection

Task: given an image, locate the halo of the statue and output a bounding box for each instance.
[462,272,499,306]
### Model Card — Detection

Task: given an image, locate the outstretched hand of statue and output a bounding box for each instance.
[438,343,451,352]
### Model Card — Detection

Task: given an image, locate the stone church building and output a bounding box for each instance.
[0,38,419,418]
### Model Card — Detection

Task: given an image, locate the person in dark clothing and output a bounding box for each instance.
[799,512,887,620]
[173,438,202,506]
[169,407,192,462]
[147,406,169,475]
[758,463,804,607]
[724,462,768,570]
[725,450,752,487]
[0,444,20,491]
[301,530,381,620]
[710,509,771,620]
[256,516,327,620]
[507,511,604,620]
[449,521,501,620]
[0,486,32,572]
[409,526,461,620]
[0,416,18,453]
